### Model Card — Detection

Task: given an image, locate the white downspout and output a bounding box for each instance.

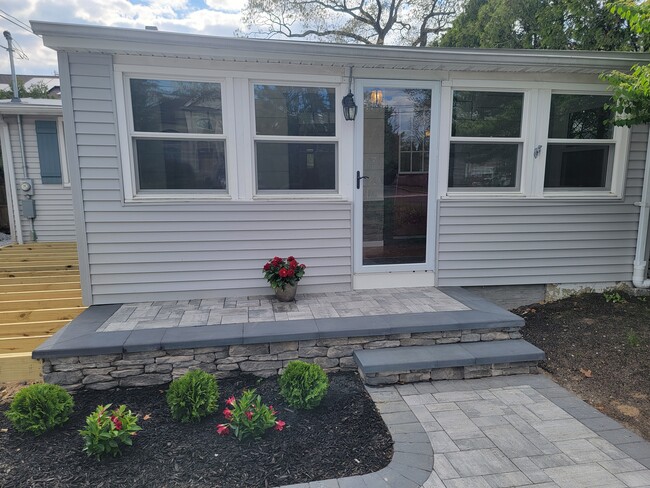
[632,126,650,288]
[0,116,23,244]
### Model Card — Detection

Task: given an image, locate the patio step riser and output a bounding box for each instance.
[354,339,546,386]
[360,361,540,385]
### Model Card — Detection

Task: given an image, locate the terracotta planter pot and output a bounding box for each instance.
[275,283,297,302]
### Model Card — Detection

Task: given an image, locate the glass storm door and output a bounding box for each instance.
[359,85,433,267]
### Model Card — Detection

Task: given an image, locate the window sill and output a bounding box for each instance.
[441,192,625,202]
[542,191,622,200]
[443,191,524,199]
[125,193,232,204]
[252,193,345,201]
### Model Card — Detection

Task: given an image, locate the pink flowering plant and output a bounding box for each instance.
[80,404,142,460]
[216,390,285,441]
[262,256,306,290]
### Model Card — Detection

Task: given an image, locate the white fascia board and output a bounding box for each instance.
[31,20,650,73]
[0,102,62,116]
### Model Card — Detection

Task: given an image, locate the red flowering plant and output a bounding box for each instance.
[79,404,142,460]
[216,390,285,441]
[262,256,306,290]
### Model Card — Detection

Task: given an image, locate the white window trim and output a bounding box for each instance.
[56,117,71,188]
[540,90,629,199]
[249,80,342,199]
[438,79,630,200]
[114,68,238,202]
[114,64,348,203]
[439,85,531,198]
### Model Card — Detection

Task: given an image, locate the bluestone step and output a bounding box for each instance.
[353,339,545,374]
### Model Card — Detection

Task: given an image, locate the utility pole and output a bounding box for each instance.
[3,31,20,102]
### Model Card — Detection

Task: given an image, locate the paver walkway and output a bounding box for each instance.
[98,287,469,332]
[283,374,650,488]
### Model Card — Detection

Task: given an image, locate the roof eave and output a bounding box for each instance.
[30,20,650,73]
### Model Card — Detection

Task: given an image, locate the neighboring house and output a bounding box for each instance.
[0,75,61,97]
[0,98,76,243]
[31,21,650,306]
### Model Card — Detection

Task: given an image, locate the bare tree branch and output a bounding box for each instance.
[239,0,460,46]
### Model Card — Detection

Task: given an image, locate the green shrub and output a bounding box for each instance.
[80,404,141,460]
[5,383,74,436]
[279,360,329,410]
[166,369,219,423]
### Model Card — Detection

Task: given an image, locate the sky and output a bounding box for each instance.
[0,0,245,75]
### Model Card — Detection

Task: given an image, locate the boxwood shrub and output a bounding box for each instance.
[279,360,329,410]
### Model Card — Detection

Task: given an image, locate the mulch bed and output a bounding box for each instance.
[0,371,392,488]
[516,292,650,440]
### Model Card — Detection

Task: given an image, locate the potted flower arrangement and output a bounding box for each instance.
[262,256,306,302]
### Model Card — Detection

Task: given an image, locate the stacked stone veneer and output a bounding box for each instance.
[359,361,539,386]
[42,327,523,391]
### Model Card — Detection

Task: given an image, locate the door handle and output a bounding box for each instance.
[356,171,369,189]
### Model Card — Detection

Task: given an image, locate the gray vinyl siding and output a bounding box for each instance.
[62,51,647,301]
[8,116,75,242]
[64,54,352,305]
[436,125,648,286]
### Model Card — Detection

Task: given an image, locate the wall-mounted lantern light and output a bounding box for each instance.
[342,66,357,121]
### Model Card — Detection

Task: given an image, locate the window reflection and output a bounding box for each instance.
[362,88,431,266]
[130,79,223,134]
[254,85,335,137]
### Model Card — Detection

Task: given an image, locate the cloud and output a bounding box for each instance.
[0,0,245,74]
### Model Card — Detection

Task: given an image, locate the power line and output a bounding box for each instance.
[0,12,34,35]
[12,37,28,60]
[0,8,32,33]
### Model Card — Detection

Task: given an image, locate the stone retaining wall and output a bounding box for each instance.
[42,327,522,391]
[360,362,540,386]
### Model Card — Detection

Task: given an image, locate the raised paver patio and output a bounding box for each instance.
[282,375,650,488]
[97,287,469,332]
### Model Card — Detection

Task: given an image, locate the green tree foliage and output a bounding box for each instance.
[240,0,461,46]
[0,81,55,100]
[601,1,650,126]
[439,0,641,50]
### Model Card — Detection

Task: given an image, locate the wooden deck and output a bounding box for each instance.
[0,242,85,383]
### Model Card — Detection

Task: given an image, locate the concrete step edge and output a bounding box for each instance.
[354,339,545,374]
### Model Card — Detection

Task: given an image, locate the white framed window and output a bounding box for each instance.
[251,83,339,194]
[117,72,236,201]
[544,93,617,192]
[448,90,525,192]
[439,81,630,199]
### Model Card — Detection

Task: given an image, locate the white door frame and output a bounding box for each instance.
[352,79,441,285]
